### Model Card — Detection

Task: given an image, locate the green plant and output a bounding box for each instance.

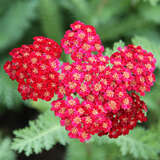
[0,0,160,160]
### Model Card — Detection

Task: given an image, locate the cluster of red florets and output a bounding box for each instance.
[51,97,112,142]
[105,92,147,138]
[4,21,156,142]
[61,21,104,61]
[4,36,62,101]
[51,51,151,141]
[110,45,156,96]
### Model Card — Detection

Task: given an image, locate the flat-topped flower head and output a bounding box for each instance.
[110,45,156,96]
[61,21,104,62]
[4,36,62,101]
[108,93,147,138]
[51,97,113,142]
[51,41,156,142]
[4,21,156,143]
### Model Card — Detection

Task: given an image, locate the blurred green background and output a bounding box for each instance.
[0,0,160,160]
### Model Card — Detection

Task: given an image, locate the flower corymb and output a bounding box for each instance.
[4,21,156,142]
[51,52,150,142]
[4,36,62,101]
[61,21,104,61]
[110,45,156,96]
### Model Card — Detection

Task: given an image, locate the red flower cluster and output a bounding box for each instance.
[110,45,156,96]
[51,97,112,142]
[106,92,147,138]
[4,36,62,101]
[51,52,150,141]
[4,21,156,142]
[61,21,104,61]
[51,92,147,141]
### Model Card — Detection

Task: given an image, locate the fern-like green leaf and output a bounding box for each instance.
[132,35,160,68]
[11,110,70,156]
[66,140,133,160]
[89,127,160,160]
[0,136,16,160]
[116,127,160,160]
[0,0,38,51]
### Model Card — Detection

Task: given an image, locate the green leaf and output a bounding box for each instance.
[143,0,160,6]
[0,136,16,160]
[66,141,107,160]
[104,40,125,57]
[132,35,160,68]
[0,0,38,51]
[11,110,70,156]
[139,4,160,24]
[24,100,51,113]
[89,127,160,160]
[25,95,57,112]
[66,140,133,160]
[116,128,160,160]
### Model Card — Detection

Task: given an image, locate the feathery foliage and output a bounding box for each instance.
[89,127,160,160]
[66,140,135,160]
[11,110,69,156]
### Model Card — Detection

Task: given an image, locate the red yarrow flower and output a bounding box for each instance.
[4,21,156,143]
[4,36,62,101]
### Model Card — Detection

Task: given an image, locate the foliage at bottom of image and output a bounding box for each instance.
[11,108,160,160]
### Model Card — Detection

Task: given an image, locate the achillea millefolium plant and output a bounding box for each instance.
[4,21,156,143]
